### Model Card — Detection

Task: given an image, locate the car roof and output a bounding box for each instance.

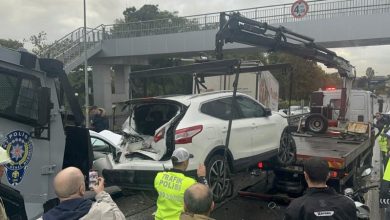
[157,91,241,104]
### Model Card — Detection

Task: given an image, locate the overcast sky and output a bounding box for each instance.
[1,0,389,76]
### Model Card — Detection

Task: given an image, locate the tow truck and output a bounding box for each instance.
[215,12,377,192]
[0,47,93,219]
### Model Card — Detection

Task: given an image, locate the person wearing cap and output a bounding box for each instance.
[284,157,357,220]
[154,147,207,220]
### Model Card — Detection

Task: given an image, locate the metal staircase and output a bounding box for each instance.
[44,25,105,73]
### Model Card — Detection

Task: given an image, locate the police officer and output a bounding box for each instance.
[284,157,357,220]
[380,148,390,215]
[379,130,390,167]
[154,148,207,220]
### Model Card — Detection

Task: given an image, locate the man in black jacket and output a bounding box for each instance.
[284,157,357,220]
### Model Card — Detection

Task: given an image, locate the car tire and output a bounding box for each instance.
[305,113,328,133]
[206,154,232,202]
[276,129,296,166]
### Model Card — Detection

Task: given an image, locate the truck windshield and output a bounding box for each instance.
[0,71,40,123]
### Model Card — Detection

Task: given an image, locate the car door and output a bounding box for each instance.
[235,96,279,156]
[200,97,252,160]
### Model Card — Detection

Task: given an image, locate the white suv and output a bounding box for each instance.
[103,91,295,200]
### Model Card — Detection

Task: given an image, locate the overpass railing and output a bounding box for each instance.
[45,0,390,69]
[103,0,390,39]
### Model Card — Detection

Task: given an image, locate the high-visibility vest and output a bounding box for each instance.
[384,160,390,181]
[379,133,388,153]
[154,171,196,220]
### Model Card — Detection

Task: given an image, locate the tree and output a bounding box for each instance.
[0,39,23,50]
[68,65,94,107]
[26,31,49,57]
[260,52,342,101]
[120,5,179,22]
[112,4,197,38]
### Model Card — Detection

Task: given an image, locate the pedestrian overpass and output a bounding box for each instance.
[44,0,390,115]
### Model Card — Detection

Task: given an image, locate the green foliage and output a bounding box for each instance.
[0,39,23,50]
[262,52,342,101]
[111,4,200,38]
[26,31,49,57]
[121,5,179,22]
[68,66,93,106]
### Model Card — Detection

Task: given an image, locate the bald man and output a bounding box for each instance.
[181,183,215,220]
[42,167,125,220]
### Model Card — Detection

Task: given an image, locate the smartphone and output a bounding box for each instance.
[89,170,98,189]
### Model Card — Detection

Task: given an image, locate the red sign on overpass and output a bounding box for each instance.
[291,0,309,18]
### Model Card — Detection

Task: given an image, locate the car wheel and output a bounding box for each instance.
[305,113,328,133]
[206,154,231,202]
[277,129,296,166]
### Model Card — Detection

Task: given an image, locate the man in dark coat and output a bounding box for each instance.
[90,106,109,132]
[284,157,357,220]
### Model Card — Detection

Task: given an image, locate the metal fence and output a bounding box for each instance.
[103,0,390,39]
[45,0,390,67]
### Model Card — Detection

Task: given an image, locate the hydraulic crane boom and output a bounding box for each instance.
[215,12,356,121]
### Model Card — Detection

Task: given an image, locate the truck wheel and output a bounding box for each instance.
[206,154,231,202]
[277,129,296,166]
[305,113,328,133]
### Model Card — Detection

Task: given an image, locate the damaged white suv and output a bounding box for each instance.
[103,91,295,200]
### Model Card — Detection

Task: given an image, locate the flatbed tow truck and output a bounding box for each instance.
[215,12,377,193]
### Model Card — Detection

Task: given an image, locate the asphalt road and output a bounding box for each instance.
[114,141,385,220]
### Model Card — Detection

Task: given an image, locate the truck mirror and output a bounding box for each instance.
[37,87,52,126]
[265,108,272,117]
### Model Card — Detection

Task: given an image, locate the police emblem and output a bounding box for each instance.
[1,130,33,186]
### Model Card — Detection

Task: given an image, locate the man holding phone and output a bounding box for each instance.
[42,167,125,220]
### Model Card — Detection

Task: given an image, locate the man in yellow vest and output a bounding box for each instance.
[380,130,390,210]
[378,130,390,167]
[154,148,207,220]
[381,150,390,209]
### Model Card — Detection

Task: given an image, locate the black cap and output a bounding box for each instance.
[304,157,329,183]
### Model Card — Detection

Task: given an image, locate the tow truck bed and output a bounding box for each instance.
[272,132,373,193]
[293,133,371,169]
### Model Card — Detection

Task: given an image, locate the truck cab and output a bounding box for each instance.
[310,89,378,124]
[0,47,92,219]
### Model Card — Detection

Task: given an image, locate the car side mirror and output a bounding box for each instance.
[265,108,272,117]
[37,87,52,126]
[361,168,372,177]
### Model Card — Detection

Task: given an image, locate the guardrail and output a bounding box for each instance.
[44,25,105,68]
[103,0,390,39]
[45,0,390,68]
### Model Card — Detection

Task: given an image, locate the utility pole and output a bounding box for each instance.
[83,0,89,127]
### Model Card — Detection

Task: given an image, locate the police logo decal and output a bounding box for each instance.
[1,130,33,186]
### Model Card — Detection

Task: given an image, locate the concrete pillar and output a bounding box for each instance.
[92,64,112,115]
[112,65,130,103]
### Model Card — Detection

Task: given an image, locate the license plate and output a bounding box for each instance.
[285,165,304,172]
